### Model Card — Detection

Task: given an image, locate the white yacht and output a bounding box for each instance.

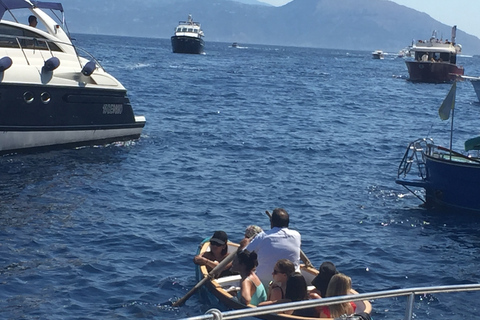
[0,0,146,154]
[171,15,205,54]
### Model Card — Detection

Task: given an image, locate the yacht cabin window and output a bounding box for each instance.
[0,24,62,51]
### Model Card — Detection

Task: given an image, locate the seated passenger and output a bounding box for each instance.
[194,231,232,277]
[266,259,295,301]
[231,249,267,306]
[319,273,356,318]
[239,225,263,248]
[310,261,338,299]
[284,272,317,317]
[28,15,37,28]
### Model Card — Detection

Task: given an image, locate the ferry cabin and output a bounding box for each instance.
[413,47,457,64]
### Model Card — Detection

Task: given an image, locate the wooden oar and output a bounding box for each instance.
[172,247,236,307]
[265,210,314,269]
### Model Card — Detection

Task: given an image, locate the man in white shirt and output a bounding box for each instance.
[245,208,301,287]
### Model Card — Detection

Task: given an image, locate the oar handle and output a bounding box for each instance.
[265,210,314,269]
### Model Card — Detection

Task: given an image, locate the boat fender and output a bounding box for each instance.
[81,60,96,76]
[43,57,60,72]
[0,56,12,72]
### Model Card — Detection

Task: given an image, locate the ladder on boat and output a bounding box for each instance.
[397,138,432,180]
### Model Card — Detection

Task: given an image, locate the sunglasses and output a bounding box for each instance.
[210,242,223,246]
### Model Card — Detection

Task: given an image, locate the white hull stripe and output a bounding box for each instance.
[0,126,144,152]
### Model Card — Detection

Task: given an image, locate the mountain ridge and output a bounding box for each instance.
[59,0,480,55]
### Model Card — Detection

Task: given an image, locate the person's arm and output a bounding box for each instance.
[193,252,219,270]
[268,286,284,301]
[309,291,322,299]
[239,237,250,249]
[240,279,253,305]
[258,298,289,306]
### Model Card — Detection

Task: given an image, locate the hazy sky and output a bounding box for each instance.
[260,0,480,39]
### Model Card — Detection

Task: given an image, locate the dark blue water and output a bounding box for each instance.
[2,35,480,319]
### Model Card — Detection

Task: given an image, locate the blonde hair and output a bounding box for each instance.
[325,273,354,318]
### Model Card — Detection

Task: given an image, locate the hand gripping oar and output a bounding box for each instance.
[265,210,314,269]
[172,248,237,307]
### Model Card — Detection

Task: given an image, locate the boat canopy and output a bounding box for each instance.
[412,44,457,54]
[465,136,480,151]
[0,0,63,19]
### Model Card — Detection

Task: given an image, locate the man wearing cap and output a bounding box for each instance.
[245,208,301,288]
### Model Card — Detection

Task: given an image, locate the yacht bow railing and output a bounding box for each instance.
[177,283,480,320]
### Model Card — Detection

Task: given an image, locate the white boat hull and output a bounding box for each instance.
[0,116,145,153]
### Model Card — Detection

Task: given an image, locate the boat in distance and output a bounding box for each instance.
[371,50,384,59]
[171,14,204,54]
[396,83,480,212]
[194,238,372,320]
[0,0,145,155]
[405,26,464,83]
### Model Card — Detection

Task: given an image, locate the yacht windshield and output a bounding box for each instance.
[0,23,61,51]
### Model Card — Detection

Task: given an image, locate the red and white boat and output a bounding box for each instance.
[405,26,464,83]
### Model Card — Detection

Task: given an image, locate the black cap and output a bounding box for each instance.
[210,231,228,245]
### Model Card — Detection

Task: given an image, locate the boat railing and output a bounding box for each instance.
[178,20,201,27]
[0,33,104,71]
[177,283,480,320]
[397,138,432,179]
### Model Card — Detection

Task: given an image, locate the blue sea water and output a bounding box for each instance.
[1,34,480,319]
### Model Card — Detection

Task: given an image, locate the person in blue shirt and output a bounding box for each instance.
[245,208,301,287]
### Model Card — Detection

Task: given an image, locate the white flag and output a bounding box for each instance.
[438,82,456,120]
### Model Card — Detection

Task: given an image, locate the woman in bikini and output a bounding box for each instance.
[231,249,267,306]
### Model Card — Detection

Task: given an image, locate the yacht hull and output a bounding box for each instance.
[0,83,145,154]
[0,124,144,154]
[171,36,204,54]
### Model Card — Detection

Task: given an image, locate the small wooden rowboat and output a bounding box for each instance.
[195,239,372,320]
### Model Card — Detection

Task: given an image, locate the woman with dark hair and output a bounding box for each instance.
[283,272,317,316]
[231,249,267,306]
[310,261,338,298]
[194,231,232,276]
